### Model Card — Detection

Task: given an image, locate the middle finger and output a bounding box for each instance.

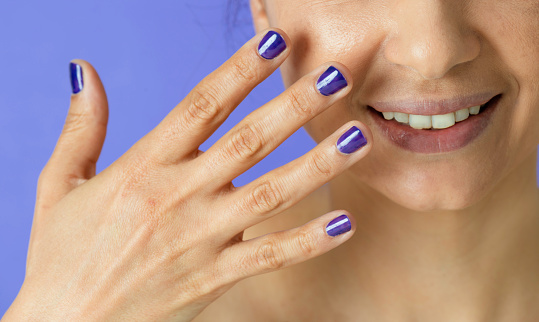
[194,62,352,191]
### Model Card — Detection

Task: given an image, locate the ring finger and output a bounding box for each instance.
[217,120,372,236]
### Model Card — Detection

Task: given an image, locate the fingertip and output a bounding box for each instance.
[267,27,292,52]
[69,58,94,72]
[69,60,84,94]
[67,59,108,120]
[312,62,352,98]
[351,120,374,153]
[324,61,354,94]
[255,27,291,61]
[324,210,355,238]
[68,59,106,94]
[61,58,109,161]
[333,120,373,157]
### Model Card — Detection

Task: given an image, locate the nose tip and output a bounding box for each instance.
[384,2,481,80]
[385,33,480,80]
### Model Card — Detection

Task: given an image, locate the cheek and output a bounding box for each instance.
[480,3,539,147]
[270,0,538,211]
[275,5,389,141]
[276,3,388,88]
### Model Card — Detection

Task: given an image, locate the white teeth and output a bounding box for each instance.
[382,111,394,120]
[394,112,409,123]
[455,108,470,122]
[469,105,481,115]
[379,103,486,130]
[431,112,456,129]
[409,114,432,129]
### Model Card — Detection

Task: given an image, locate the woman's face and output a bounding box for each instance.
[250,0,539,211]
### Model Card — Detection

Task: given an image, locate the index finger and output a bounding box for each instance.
[139,28,291,165]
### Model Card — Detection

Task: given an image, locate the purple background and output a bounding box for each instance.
[0,0,316,314]
[0,1,537,316]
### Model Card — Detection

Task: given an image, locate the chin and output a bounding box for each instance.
[348,158,495,213]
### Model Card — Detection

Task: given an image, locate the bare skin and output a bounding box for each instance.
[3,0,539,321]
[2,29,369,322]
[196,0,539,321]
[195,154,539,321]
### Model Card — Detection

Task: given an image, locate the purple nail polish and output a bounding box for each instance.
[336,126,367,154]
[326,214,351,237]
[316,66,347,96]
[70,62,84,94]
[258,31,286,60]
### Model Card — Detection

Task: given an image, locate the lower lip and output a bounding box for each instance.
[367,95,501,154]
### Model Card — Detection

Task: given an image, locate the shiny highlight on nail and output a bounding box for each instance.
[316,66,347,96]
[336,126,367,154]
[70,62,84,94]
[258,31,286,60]
[326,214,351,237]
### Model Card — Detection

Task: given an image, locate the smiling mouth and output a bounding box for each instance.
[368,94,502,131]
[366,93,502,154]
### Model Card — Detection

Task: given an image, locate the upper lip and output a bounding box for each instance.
[368,92,498,115]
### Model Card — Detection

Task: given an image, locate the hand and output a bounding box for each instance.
[3,28,372,321]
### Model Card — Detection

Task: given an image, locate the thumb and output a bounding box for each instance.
[37,59,109,210]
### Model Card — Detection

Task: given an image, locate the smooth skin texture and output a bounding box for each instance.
[3,1,539,322]
[1,29,372,321]
[194,0,539,321]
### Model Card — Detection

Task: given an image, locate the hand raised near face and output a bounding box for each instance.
[4,29,372,321]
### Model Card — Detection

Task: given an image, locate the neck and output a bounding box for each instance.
[325,150,539,321]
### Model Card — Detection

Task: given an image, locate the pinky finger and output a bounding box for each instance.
[216,211,355,284]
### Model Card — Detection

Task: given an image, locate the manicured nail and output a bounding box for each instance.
[336,126,367,154]
[326,214,351,237]
[316,66,347,96]
[258,31,286,60]
[70,62,84,94]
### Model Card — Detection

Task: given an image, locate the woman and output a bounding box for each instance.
[3,0,539,320]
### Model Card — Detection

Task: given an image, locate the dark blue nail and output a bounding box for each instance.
[70,62,84,94]
[258,31,286,60]
[326,214,351,237]
[336,126,367,154]
[316,66,347,96]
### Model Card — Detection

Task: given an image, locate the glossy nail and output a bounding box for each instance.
[70,62,84,94]
[336,126,367,154]
[326,214,351,237]
[316,66,347,96]
[258,31,286,60]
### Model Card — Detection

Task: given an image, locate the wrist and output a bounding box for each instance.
[2,286,63,321]
[2,292,34,321]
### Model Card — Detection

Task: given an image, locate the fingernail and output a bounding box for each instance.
[316,66,347,96]
[258,30,287,60]
[326,214,351,237]
[336,126,367,154]
[70,62,84,94]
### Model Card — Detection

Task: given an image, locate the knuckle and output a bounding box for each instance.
[229,55,258,84]
[224,123,263,161]
[253,239,286,271]
[114,153,156,198]
[248,179,286,214]
[181,271,219,301]
[63,111,89,134]
[186,86,222,124]
[296,228,317,257]
[284,87,312,119]
[307,150,334,178]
